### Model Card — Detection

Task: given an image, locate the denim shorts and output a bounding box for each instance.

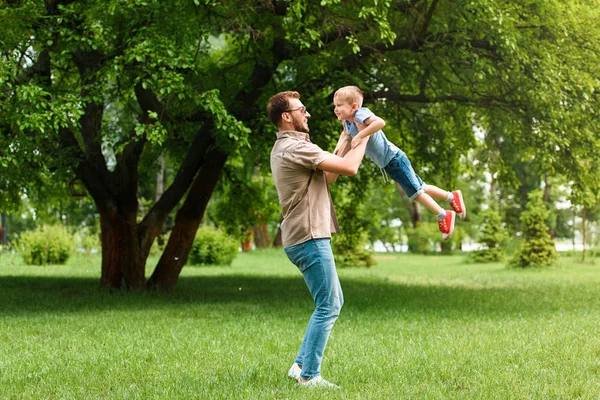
[384,152,425,200]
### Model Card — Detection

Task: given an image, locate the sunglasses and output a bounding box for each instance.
[285,106,307,115]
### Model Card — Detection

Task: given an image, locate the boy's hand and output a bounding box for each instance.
[351,135,363,149]
[334,134,352,156]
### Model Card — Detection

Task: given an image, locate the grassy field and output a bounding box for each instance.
[0,249,598,399]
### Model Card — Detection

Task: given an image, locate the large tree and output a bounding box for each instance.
[1,0,599,290]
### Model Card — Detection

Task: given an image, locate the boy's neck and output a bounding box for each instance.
[344,109,357,123]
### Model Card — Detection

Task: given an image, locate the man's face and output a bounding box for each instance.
[285,98,311,133]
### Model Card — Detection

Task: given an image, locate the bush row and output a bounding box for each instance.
[17,224,239,267]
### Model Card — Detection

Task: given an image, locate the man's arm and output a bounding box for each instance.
[319,137,369,184]
[351,115,386,148]
[333,123,352,156]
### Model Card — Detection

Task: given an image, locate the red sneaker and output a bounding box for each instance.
[438,210,456,240]
[450,190,466,220]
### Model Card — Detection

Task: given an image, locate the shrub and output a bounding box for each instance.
[331,198,376,268]
[332,231,375,268]
[510,190,558,268]
[406,223,436,254]
[19,225,75,265]
[149,231,170,257]
[74,227,101,254]
[406,222,463,254]
[189,226,239,266]
[470,208,507,263]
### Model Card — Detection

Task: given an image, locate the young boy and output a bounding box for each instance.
[333,85,466,240]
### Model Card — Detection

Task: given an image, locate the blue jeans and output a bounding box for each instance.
[384,152,425,200]
[284,238,344,379]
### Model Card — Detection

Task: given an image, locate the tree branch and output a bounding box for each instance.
[366,89,522,109]
[138,119,215,252]
[58,127,114,209]
[419,0,440,39]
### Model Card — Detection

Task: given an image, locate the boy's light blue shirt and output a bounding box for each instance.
[344,107,401,168]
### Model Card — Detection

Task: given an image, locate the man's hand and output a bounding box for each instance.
[320,136,370,183]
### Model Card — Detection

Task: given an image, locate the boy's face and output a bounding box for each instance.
[333,97,358,121]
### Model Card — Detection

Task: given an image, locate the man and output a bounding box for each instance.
[267,91,369,388]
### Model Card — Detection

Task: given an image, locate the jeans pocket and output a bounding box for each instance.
[285,242,309,272]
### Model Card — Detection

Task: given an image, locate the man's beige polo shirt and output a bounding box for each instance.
[270,130,340,248]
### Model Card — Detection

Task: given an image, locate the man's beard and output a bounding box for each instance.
[292,116,309,133]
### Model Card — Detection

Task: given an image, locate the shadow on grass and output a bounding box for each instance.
[0,273,587,318]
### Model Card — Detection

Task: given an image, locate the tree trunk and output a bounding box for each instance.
[440,240,452,254]
[572,206,576,251]
[156,153,165,202]
[242,228,253,252]
[582,206,587,263]
[1,212,5,245]
[147,149,227,290]
[155,153,167,246]
[395,182,422,227]
[272,217,283,247]
[99,210,146,290]
[252,216,271,248]
[542,173,552,202]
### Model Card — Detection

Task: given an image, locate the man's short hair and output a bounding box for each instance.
[334,86,363,107]
[267,91,301,126]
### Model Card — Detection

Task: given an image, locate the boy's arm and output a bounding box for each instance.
[320,137,369,185]
[351,115,386,149]
[333,122,352,157]
[325,124,354,184]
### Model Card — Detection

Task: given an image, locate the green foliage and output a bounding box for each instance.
[74,227,101,254]
[149,232,170,257]
[198,90,251,152]
[188,226,239,267]
[510,191,558,268]
[406,223,438,254]
[470,208,507,263]
[332,230,376,269]
[2,0,600,286]
[471,244,505,264]
[18,225,75,265]
[406,222,464,255]
[562,249,600,260]
[361,181,409,251]
[330,170,375,268]
[208,170,280,243]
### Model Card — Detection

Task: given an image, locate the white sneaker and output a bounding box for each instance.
[287,363,301,380]
[298,376,340,389]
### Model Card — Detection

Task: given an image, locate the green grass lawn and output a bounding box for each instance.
[0,250,598,399]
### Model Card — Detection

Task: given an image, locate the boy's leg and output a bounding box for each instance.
[284,238,343,381]
[423,184,449,200]
[414,192,443,215]
[415,193,456,240]
[384,153,456,239]
[385,153,443,214]
[384,153,425,201]
[449,190,466,219]
[424,184,466,220]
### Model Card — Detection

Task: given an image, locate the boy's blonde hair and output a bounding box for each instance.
[334,86,363,107]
